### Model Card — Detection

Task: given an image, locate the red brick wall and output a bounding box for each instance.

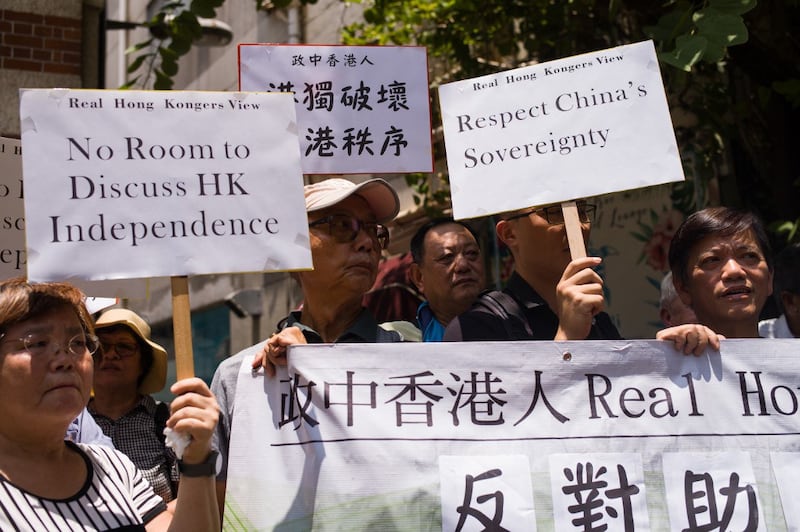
[0,9,82,75]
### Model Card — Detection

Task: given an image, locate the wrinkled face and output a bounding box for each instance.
[300,195,381,298]
[0,306,93,429]
[413,223,485,322]
[94,327,143,392]
[677,230,772,334]
[502,206,591,283]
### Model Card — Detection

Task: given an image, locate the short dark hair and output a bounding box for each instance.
[668,206,773,286]
[0,277,94,338]
[410,218,479,264]
[774,243,800,311]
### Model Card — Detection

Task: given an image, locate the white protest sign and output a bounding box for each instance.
[239,44,433,174]
[0,137,25,279]
[19,89,311,282]
[438,40,684,219]
[225,339,799,530]
[1,137,148,296]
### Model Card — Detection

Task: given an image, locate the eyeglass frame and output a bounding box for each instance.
[308,213,390,249]
[504,201,596,225]
[0,331,99,357]
[97,338,141,358]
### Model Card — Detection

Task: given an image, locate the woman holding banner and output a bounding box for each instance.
[0,278,220,531]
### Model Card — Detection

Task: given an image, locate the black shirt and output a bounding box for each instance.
[443,271,622,341]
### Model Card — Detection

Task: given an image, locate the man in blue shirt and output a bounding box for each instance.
[409,218,485,341]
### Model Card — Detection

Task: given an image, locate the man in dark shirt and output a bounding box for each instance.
[444,200,621,341]
[409,218,485,341]
[444,201,720,354]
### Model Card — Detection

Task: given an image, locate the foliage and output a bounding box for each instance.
[340,0,799,240]
[124,0,799,242]
[122,0,225,89]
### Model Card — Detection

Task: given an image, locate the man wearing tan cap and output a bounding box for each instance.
[211,177,418,514]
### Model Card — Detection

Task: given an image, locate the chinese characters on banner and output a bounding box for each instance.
[225,339,799,530]
[238,45,433,174]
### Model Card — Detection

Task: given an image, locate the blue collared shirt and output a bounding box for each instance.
[416,301,446,342]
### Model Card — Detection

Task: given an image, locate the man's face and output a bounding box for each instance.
[501,204,591,285]
[676,229,772,334]
[300,195,382,298]
[411,223,485,323]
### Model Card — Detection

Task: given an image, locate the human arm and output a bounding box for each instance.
[656,324,724,355]
[251,326,307,377]
[554,257,605,340]
[146,377,220,532]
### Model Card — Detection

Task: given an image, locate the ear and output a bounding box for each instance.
[781,290,799,314]
[409,263,425,295]
[767,270,774,298]
[495,219,516,248]
[660,308,673,328]
[674,275,693,307]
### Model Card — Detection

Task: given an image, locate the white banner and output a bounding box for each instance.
[19,89,311,282]
[239,45,433,174]
[225,339,800,530]
[0,137,25,279]
[438,40,684,219]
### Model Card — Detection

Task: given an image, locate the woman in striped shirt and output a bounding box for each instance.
[0,278,220,531]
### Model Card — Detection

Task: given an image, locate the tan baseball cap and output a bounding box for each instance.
[304,178,400,223]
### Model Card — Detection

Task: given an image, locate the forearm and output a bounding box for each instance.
[169,475,220,532]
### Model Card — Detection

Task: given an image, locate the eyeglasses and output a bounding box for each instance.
[309,214,390,249]
[98,340,140,358]
[0,332,99,357]
[505,202,596,225]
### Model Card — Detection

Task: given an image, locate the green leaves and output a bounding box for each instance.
[651,0,756,71]
[122,2,216,90]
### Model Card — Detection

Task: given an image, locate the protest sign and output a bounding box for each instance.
[0,137,25,279]
[1,136,147,299]
[19,89,311,283]
[239,44,433,174]
[225,340,800,530]
[438,40,684,221]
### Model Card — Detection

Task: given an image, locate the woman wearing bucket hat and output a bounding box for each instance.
[89,308,178,502]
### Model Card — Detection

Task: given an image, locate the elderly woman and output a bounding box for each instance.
[0,278,219,530]
[668,206,774,338]
[90,308,178,502]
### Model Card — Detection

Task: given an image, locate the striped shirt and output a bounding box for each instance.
[0,441,166,531]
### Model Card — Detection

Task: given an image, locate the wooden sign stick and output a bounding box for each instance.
[562,200,587,259]
[171,275,195,380]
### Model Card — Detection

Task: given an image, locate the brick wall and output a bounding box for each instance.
[0,9,82,75]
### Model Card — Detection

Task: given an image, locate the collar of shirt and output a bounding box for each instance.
[89,394,158,420]
[416,301,445,342]
[504,271,548,310]
[280,307,384,343]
